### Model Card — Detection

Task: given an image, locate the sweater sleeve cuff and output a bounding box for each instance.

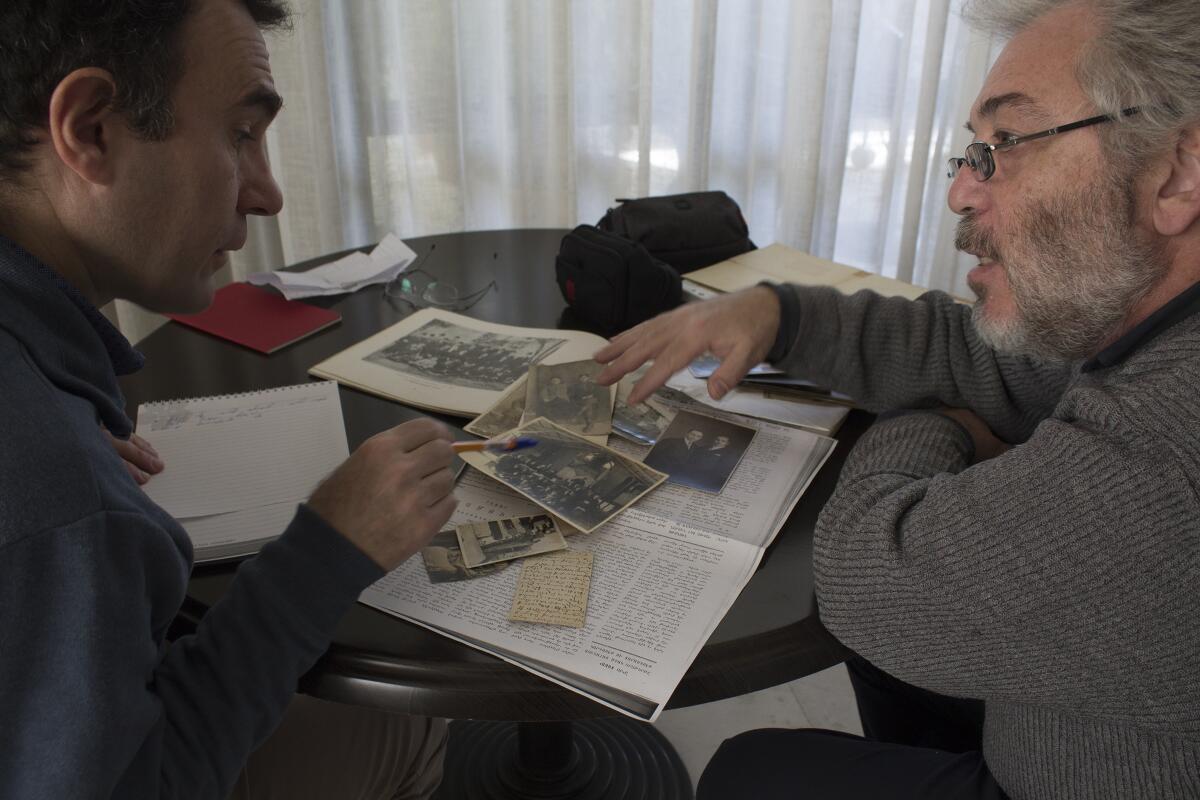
[760,281,800,364]
[291,503,386,587]
[251,504,386,615]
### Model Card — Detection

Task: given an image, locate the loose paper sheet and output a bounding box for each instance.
[665,372,849,436]
[246,233,417,300]
[509,550,594,628]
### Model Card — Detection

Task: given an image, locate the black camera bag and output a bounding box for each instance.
[596,190,755,273]
[554,225,682,337]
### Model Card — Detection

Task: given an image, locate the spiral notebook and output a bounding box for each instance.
[136,381,348,562]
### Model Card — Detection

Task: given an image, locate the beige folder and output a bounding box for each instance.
[685,243,933,301]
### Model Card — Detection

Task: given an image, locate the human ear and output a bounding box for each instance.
[1152,126,1200,237]
[46,68,124,186]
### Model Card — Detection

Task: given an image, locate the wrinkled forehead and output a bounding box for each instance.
[970,3,1096,131]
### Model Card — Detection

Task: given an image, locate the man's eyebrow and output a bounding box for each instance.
[236,85,283,118]
[963,91,1047,134]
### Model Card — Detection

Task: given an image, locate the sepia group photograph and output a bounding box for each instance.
[365,318,567,392]
[459,418,667,532]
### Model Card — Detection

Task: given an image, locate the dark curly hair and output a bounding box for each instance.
[0,0,290,179]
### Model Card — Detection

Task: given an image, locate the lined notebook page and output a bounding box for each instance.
[137,381,348,519]
[179,502,299,562]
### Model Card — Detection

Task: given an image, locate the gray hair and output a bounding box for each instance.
[962,0,1200,170]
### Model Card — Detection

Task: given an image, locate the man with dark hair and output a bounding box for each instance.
[647,427,705,478]
[597,1,1200,797]
[0,1,453,798]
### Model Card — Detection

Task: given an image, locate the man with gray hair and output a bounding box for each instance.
[598,1,1200,797]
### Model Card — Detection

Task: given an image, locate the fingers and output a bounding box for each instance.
[707,342,756,400]
[594,308,688,385]
[122,460,150,485]
[418,466,457,507]
[626,329,710,405]
[423,493,458,535]
[128,434,164,473]
[407,437,455,479]
[592,331,633,369]
[104,429,164,480]
[385,417,453,452]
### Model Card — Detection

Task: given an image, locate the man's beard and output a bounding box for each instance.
[955,174,1168,363]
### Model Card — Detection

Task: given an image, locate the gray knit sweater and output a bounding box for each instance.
[775,285,1200,799]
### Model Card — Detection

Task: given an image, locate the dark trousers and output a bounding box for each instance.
[695,656,1009,799]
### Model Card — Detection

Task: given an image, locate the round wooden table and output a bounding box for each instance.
[120,228,858,799]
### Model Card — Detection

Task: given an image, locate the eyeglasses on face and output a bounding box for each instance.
[947,107,1140,182]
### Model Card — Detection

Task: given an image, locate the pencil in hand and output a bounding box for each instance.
[451,436,539,453]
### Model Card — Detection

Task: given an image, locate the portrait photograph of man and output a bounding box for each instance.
[643,409,756,493]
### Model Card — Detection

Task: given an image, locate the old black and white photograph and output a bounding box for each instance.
[612,392,674,445]
[465,375,528,439]
[463,418,667,532]
[365,318,566,391]
[522,360,615,437]
[643,409,756,494]
[420,529,510,583]
[455,513,567,568]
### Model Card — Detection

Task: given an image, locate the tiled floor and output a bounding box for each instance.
[653,663,864,791]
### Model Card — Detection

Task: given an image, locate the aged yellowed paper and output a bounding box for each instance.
[509,550,594,628]
[457,417,667,533]
[465,375,528,439]
[455,513,567,568]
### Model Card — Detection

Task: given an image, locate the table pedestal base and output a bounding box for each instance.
[431,718,693,799]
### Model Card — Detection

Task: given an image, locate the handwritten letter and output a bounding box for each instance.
[509,550,594,628]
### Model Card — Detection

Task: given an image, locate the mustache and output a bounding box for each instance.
[955,215,1002,262]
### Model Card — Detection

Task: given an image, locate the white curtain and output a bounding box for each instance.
[113,0,1003,343]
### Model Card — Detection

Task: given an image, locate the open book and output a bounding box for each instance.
[308,308,609,417]
[359,392,835,721]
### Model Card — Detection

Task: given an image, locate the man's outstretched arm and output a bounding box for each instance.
[596,284,1072,444]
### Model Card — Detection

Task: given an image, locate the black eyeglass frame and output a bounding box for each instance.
[947,106,1140,181]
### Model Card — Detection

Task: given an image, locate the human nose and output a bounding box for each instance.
[238,145,284,217]
[947,157,988,217]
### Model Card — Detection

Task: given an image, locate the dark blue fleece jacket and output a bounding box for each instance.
[0,235,383,799]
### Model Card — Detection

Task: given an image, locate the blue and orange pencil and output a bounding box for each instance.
[451,435,539,454]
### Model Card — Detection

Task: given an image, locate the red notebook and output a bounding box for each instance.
[167,282,341,354]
